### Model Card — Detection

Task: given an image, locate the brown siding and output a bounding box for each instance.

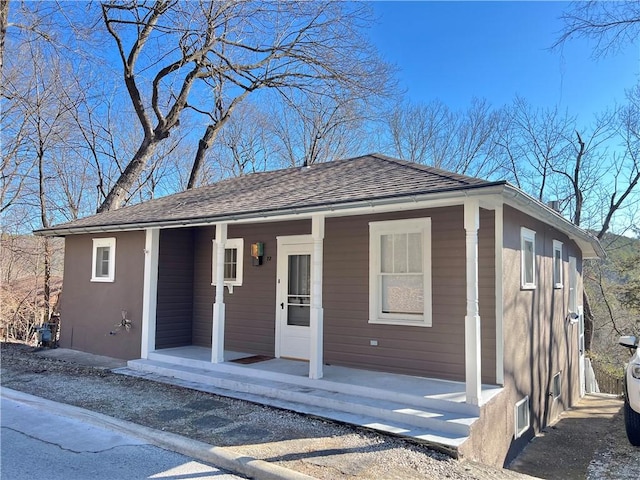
[192,226,215,347]
[191,221,310,353]
[324,206,497,382]
[479,208,497,383]
[156,228,194,349]
[58,231,145,360]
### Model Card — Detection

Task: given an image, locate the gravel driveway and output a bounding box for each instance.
[0,342,539,480]
[587,410,640,479]
[5,344,636,479]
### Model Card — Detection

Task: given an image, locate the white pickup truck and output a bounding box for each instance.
[619,335,640,446]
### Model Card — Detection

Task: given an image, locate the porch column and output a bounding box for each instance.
[495,204,504,385]
[212,223,227,363]
[141,228,159,359]
[309,215,325,379]
[464,200,482,406]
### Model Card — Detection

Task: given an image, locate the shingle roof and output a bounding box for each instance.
[36,153,504,234]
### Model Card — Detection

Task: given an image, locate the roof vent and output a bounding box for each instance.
[547,200,560,212]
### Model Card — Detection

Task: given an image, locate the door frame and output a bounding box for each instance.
[275,235,314,359]
[568,256,585,397]
[578,305,585,397]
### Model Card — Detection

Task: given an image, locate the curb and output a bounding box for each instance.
[1,387,316,480]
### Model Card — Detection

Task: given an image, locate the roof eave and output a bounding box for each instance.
[34,182,507,236]
[34,182,604,259]
[501,184,604,259]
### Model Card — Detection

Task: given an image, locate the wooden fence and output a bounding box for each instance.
[593,365,625,395]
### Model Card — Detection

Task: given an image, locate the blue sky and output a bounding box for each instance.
[368,1,639,124]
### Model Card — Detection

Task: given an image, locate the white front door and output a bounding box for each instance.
[277,240,312,360]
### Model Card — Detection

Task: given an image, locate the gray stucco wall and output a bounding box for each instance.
[461,205,584,467]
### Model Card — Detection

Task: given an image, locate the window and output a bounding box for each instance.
[553,240,563,288]
[514,396,530,438]
[369,218,432,327]
[552,371,562,400]
[91,237,116,282]
[212,238,244,289]
[521,227,536,289]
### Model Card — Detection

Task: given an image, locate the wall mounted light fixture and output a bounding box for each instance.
[251,242,264,266]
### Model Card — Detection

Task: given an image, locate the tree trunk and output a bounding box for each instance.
[43,237,51,321]
[187,125,218,189]
[38,143,51,322]
[583,289,594,352]
[97,136,158,212]
[187,119,231,189]
[0,0,8,75]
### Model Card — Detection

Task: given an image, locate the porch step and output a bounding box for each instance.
[147,350,480,417]
[122,358,479,452]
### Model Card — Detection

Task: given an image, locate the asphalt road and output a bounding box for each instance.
[1,395,245,480]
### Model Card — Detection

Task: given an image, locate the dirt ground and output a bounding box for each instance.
[507,394,637,479]
[2,342,637,479]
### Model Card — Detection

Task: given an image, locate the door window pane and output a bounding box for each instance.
[288,303,310,326]
[288,255,311,326]
[288,255,310,296]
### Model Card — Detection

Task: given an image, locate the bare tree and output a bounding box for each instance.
[1,5,103,324]
[555,1,640,57]
[496,98,579,203]
[554,1,640,355]
[98,1,393,210]
[269,89,373,168]
[594,84,640,239]
[0,0,8,73]
[208,102,274,177]
[387,98,503,179]
[387,100,450,166]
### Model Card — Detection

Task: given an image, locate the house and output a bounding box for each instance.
[35,154,603,466]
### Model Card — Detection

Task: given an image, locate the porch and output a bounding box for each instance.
[124,346,503,455]
[140,201,503,412]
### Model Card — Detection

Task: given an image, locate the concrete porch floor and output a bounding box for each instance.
[146,345,502,409]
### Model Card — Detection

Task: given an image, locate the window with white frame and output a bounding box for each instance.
[552,371,562,400]
[553,240,563,289]
[515,396,530,438]
[521,227,536,289]
[369,218,432,327]
[91,237,116,282]
[212,238,244,288]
